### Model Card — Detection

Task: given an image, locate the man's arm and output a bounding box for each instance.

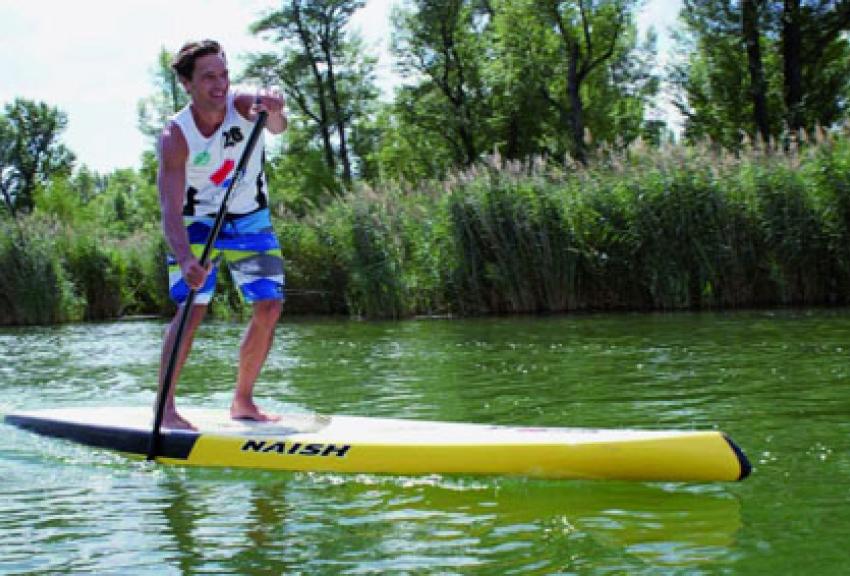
[158,122,208,290]
[235,88,287,134]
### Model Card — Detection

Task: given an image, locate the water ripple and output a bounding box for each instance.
[4,311,850,573]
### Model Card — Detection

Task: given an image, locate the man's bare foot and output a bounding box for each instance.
[161,409,196,430]
[231,399,281,422]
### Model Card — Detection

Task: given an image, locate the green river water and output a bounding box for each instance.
[1,309,849,575]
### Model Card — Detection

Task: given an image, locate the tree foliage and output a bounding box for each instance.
[137,47,190,143]
[245,0,379,192]
[0,99,75,216]
[532,0,643,162]
[671,0,850,147]
[388,0,656,175]
[392,0,494,166]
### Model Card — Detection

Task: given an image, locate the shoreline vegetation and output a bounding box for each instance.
[5,0,850,327]
[2,133,850,326]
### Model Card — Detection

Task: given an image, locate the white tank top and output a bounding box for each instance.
[171,92,267,216]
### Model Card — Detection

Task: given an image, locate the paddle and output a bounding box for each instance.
[147,109,268,461]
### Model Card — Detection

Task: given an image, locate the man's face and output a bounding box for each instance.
[183,53,229,109]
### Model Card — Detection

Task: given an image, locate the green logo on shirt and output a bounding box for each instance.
[193,151,211,166]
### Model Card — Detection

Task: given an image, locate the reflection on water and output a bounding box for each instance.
[3,310,850,573]
[1,442,741,575]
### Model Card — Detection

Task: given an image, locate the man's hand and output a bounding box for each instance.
[179,255,210,290]
[252,87,285,116]
[251,87,287,134]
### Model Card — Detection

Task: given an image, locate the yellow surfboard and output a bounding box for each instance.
[5,407,750,482]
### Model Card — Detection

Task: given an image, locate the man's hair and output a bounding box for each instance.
[171,39,225,80]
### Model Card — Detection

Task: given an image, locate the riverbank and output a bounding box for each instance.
[3,134,850,325]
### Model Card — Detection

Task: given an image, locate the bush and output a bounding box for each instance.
[61,234,125,320]
[448,169,583,314]
[275,212,350,315]
[0,217,82,325]
[6,134,850,324]
[121,232,173,316]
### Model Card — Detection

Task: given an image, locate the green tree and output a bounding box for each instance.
[264,121,342,216]
[366,101,457,182]
[0,99,75,216]
[533,0,642,163]
[89,168,159,235]
[246,0,379,187]
[70,165,107,205]
[487,1,558,160]
[671,0,850,147]
[391,0,494,166]
[780,0,850,132]
[742,0,771,142]
[137,47,189,143]
[670,1,761,146]
[388,0,654,171]
[34,175,91,226]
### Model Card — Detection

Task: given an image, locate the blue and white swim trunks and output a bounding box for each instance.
[168,208,285,305]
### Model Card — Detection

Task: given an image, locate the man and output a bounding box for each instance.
[157,39,287,429]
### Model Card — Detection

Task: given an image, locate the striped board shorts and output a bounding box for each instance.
[168,208,285,305]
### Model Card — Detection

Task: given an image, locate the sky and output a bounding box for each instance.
[0,0,682,174]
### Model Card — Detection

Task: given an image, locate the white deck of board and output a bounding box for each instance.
[7,406,709,446]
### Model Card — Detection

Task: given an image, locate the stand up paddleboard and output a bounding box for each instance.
[4,407,750,482]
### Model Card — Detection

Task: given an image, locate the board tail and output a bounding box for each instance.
[5,412,198,461]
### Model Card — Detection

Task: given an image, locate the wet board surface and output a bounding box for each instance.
[5,407,751,482]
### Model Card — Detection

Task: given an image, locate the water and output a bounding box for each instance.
[1,309,849,574]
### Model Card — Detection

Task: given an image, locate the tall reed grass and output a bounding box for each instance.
[0,218,82,325]
[61,235,125,320]
[4,134,850,324]
[300,133,850,318]
[448,169,583,313]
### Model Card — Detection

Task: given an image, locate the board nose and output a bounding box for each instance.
[723,434,752,480]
